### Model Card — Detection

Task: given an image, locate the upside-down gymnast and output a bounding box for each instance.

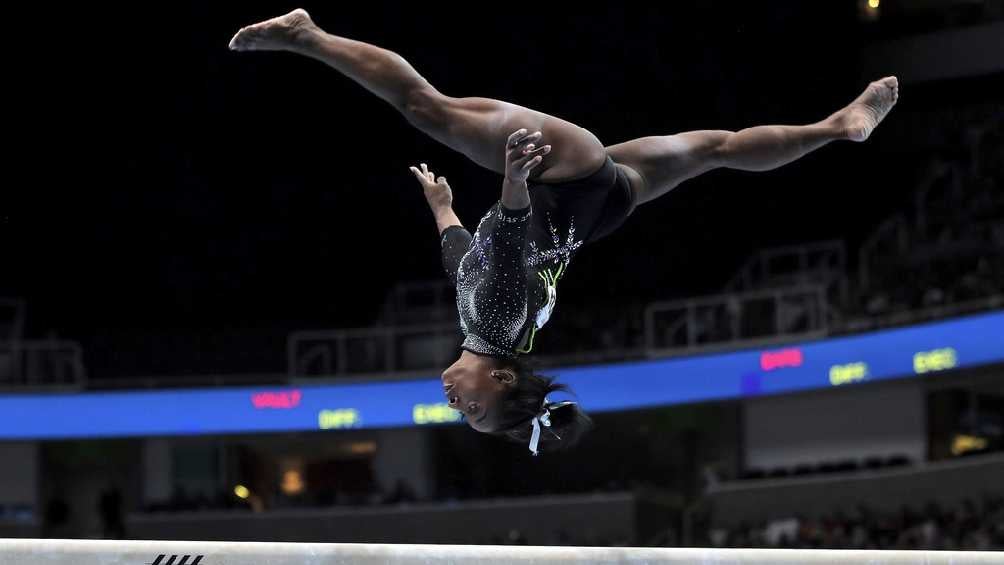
[229,9,898,454]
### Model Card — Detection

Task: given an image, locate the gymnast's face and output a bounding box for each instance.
[441,352,516,433]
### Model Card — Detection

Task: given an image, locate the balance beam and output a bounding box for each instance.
[0,539,1000,564]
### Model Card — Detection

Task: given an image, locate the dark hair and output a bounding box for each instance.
[489,356,593,453]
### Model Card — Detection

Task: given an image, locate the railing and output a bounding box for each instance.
[643,285,829,355]
[377,281,455,326]
[3,294,992,388]
[284,290,1002,379]
[0,339,87,389]
[287,284,831,377]
[287,323,460,378]
[858,214,910,288]
[725,241,846,293]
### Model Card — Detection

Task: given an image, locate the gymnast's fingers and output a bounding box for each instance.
[521,155,544,171]
[512,143,551,167]
[522,144,551,158]
[507,129,542,150]
[507,129,529,149]
[409,166,432,185]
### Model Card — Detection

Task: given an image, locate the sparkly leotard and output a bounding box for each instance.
[440,157,636,357]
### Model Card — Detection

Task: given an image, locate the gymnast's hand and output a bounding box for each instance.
[505,129,551,183]
[410,163,453,211]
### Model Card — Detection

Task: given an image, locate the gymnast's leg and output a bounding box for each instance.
[606,77,900,204]
[229,9,607,182]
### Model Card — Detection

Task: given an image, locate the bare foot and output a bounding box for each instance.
[833,77,900,142]
[228,9,315,52]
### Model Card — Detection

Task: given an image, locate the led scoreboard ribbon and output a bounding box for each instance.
[0,311,1001,439]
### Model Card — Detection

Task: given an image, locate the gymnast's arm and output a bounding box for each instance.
[410,163,461,234]
[410,164,467,284]
[467,128,550,312]
[501,128,551,209]
[459,134,546,344]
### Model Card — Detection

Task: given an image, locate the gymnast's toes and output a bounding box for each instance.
[229,8,315,52]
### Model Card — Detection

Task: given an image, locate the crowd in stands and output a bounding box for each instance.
[704,495,1004,551]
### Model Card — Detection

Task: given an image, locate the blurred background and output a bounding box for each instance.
[2,0,1003,551]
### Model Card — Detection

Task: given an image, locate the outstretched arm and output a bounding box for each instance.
[410,163,469,285]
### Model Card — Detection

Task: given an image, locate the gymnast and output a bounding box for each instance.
[229,9,898,454]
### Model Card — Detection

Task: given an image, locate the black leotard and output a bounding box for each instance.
[440,157,636,357]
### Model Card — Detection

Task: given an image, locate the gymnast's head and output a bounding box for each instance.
[441,352,593,454]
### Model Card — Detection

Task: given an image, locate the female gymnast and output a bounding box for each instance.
[230,9,899,454]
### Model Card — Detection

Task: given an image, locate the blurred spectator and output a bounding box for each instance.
[383,479,418,505]
[98,485,125,539]
[42,493,70,539]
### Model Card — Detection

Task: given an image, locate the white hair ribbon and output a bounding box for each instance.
[528,399,574,456]
[528,405,552,456]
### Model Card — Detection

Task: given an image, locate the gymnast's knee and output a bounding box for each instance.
[402,85,449,129]
[705,130,737,167]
